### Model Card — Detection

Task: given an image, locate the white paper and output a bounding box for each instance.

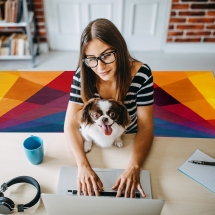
[178,149,215,193]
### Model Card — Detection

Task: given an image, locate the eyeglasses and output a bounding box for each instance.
[82,51,117,68]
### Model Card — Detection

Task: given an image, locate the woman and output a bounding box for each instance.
[64,18,154,198]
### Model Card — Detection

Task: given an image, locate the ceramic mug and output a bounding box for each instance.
[23,135,44,165]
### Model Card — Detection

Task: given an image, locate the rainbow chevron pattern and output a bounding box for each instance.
[153,71,215,138]
[0,71,74,132]
[0,71,215,138]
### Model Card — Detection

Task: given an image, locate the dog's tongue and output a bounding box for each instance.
[101,124,112,135]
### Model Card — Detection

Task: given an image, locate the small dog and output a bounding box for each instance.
[80,98,131,152]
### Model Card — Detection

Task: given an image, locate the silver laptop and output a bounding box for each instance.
[42,167,164,215]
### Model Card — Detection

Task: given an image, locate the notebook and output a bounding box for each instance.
[42,167,165,215]
[178,149,215,193]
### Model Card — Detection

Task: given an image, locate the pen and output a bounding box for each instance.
[188,160,215,166]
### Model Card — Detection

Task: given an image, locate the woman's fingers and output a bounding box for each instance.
[91,174,103,196]
[116,178,126,197]
[86,178,93,196]
[78,167,146,198]
[112,177,120,190]
[81,180,88,196]
[113,175,146,198]
[137,183,146,198]
[78,172,103,196]
[77,180,82,196]
[91,177,101,196]
[96,177,104,191]
[130,181,137,198]
[124,179,132,198]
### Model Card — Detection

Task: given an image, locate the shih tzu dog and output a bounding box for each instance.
[80,98,131,152]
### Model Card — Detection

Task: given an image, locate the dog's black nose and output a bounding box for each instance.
[102,117,109,123]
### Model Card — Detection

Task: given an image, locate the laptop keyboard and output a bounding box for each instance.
[67,190,141,198]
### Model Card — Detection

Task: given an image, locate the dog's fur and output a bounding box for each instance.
[80,98,131,152]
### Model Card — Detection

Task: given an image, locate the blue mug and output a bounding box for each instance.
[23,136,44,165]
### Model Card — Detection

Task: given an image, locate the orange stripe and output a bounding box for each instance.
[0,98,22,117]
[152,71,188,87]
[8,71,64,86]
[184,99,215,120]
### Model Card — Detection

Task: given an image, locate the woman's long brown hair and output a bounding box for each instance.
[78,18,138,103]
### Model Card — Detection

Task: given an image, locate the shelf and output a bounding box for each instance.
[0,20,27,27]
[0,56,32,60]
[0,12,34,27]
[0,43,38,61]
[0,0,38,68]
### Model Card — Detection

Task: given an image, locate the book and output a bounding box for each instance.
[0,36,9,55]
[0,1,5,21]
[11,0,17,23]
[0,35,5,54]
[16,0,22,23]
[178,149,215,193]
[0,33,28,56]
[4,0,21,23]
[4,0,10,22]
[8,33,16,55]
[17,33,25,56]
[24,35,30,56]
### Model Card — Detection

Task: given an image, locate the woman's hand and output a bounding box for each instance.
[77,165,103,196]
[112,166,146,198]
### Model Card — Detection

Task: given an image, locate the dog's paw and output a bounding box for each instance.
[84,141,92,153]
[114,141,123,148]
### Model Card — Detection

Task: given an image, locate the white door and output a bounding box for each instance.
[44,0,171,51]
[44,0,123,50]
[123,0,171,51]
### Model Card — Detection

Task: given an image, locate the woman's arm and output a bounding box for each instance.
[112,105,154,198]
[64,102,103,196]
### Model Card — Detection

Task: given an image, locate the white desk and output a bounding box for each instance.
[0,133,215,215]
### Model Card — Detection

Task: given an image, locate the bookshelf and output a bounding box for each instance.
[0,0,39,67]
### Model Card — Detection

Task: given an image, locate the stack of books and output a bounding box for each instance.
[4,0,23,23]
[0,33,30,56]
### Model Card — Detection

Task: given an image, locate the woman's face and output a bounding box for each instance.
[85,39,117,82]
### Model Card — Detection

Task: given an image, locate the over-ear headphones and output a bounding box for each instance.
[0,176,41,214]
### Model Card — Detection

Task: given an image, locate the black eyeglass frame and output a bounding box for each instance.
[82,50,117,68]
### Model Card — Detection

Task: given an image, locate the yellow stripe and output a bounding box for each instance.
[0,72,19,100]
[188,72,215,98]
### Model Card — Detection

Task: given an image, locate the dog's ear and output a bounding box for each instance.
[113,100,131,128]
[80,98,98,125]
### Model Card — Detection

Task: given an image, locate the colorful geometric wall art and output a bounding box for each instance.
[0,70,215,138]
[153,71,215,138]
[0,71,74,132]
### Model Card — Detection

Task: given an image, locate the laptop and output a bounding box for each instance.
[42,167,164,215]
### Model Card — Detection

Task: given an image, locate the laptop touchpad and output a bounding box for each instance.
[96,171,117,190]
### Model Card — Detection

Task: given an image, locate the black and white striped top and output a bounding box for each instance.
[70,64,154,134]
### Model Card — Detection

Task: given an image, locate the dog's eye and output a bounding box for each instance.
[92,113,100,118]
[109,112,116,118]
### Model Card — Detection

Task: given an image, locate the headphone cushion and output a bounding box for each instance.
[0,196,15,211]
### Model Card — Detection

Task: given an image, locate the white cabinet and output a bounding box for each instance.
[44,0,171,51]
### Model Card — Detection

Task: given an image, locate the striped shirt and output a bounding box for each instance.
[70,64,154,133]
